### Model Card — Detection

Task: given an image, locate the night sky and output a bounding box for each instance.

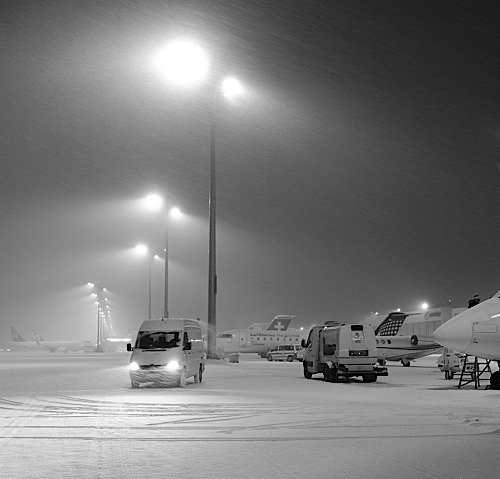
[1,0,499,343]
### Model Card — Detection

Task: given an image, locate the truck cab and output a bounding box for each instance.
[302,322,387,382]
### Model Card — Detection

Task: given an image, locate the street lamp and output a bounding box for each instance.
[141,193,183,318]
[88,282,107,352]
[156,39,244,357]
[134,243,153,318]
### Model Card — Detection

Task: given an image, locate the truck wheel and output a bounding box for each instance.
[362,374,377,383]
[287,355,294,362]
[303,363,312,379]
[131,381,139,388]
[490,371,500,390]
[401,358,411,367]
[267,354,273,361]
[323,365,337,383]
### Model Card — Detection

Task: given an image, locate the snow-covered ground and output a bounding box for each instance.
[0,351,499,478]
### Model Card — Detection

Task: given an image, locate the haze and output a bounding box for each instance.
[1,0,499,344]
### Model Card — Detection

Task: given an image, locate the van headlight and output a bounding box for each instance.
[129,361,140,371]
[166,360,180,371]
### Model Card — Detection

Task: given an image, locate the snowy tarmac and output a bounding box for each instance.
[0,351,499,478]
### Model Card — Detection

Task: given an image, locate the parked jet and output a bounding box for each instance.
[433,291,500,359]
[216,315,302,357]
[433,290,500,388]
[9,327,95,352]
[374,306,465,367]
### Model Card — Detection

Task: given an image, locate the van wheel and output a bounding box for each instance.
[131,381,139,388]
[287,355,294,362]
[177,369,187,387]
[303,363,312,379]
[267,354,273,361]
[194,363,203,383]
[362,374,377,383]
[401,359,411,367]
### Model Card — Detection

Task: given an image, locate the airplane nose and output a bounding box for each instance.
[434,317,473,353]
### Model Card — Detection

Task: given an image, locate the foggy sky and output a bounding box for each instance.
[1,0,499,343]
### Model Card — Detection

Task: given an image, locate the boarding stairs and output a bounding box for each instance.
[458,355,492,389]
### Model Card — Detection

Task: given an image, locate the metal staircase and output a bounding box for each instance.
[458,355,492,389]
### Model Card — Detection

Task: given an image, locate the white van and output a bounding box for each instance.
[127,318,205,388]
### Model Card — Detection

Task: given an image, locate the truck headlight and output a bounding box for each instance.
[129,361,140,371]
[166,360,180,371]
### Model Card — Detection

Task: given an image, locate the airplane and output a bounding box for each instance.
[373,306,466,367]
[9,327,95,353]
[433,290,500,388]
[216,315,303,357]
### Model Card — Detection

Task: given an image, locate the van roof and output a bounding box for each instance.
[138,318,200,331]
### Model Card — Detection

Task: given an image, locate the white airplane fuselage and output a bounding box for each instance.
[434,290,500,360]
[217,328,302,355]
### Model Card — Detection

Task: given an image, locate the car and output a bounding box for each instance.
[266,344,303,362]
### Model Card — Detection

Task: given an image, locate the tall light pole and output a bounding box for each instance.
[134,243,152,318]
[88,282,106,352]
[154,40,244,358]
[142,193,183,319]
[207,78,244,358]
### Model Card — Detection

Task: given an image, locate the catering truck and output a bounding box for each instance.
[301,322,387,382]
[127,318,205,388]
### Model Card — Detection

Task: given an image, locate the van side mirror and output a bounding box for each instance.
[183,342,192,351]
[127,343,133,352]
[301,339,306,348]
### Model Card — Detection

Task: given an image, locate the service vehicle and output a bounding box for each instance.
[437,349,468,380]
[302,322,388,382]
[127,318,205,388]
[266,344,303,362]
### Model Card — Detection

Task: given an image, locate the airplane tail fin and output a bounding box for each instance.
[374,312,409,336]
[266,315,295,331]
[10,327,27,342]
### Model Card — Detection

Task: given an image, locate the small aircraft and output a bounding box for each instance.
[9,327,95,353]
[433,290,500,388]
[374,306,465,367]
[216,315,302,357]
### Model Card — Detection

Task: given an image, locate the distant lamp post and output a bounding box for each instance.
[141,193,183,318]
[88,282,106,352]
[134,243,152,318]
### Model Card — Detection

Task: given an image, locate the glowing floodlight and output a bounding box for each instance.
[143,193,163,212]
[155,40,209,87]
[421,302,429,310]
[221,77,244,99]
[134,243,148,256]
[169,206,183,220]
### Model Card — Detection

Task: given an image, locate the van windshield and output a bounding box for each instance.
[135,331,180,349]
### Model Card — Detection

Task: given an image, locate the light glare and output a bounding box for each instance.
[221,77,244,99]
[143,193,163,212]
[170,206,183,220]
[134,243,148,256]
[154,40,209,87]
